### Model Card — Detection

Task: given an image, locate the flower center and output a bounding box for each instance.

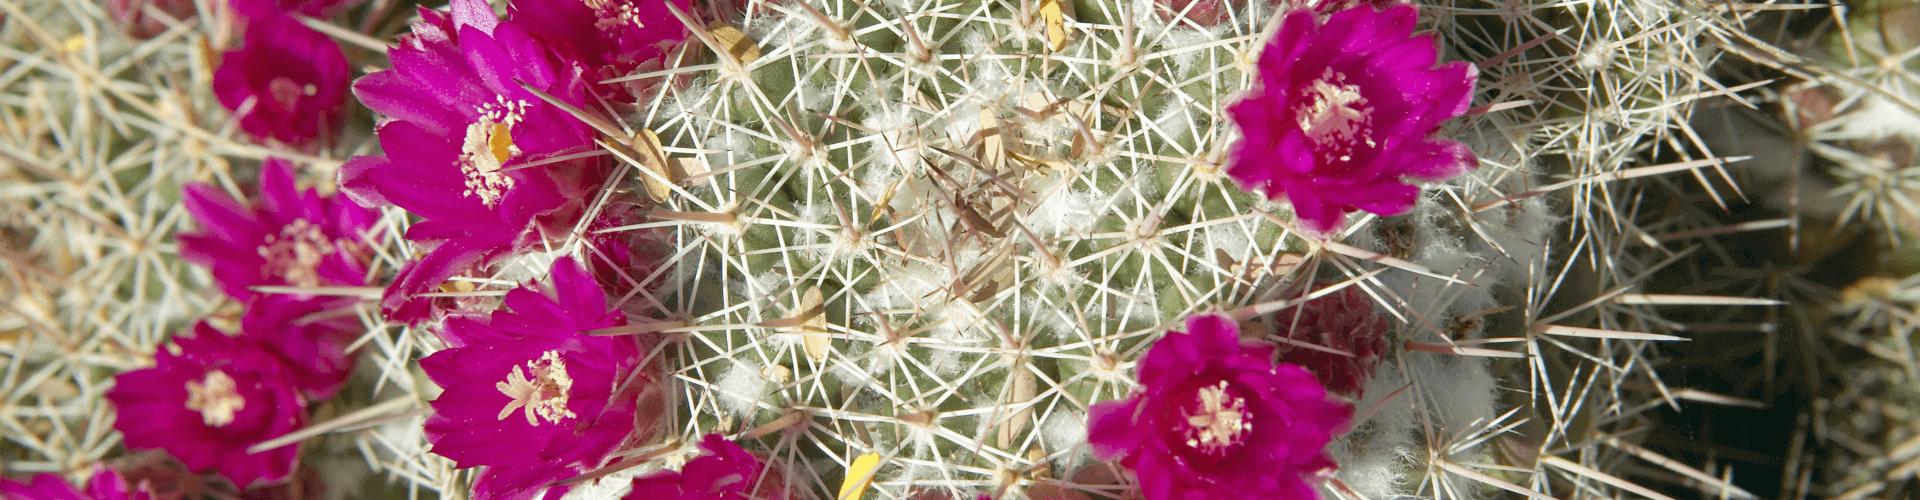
[185,370,245,427]
[257,219,334,288]
[1181,380,1252,454]
[496,350,578,426]
[584,0,648,31]
[266,77,316,113]
[461,98,529,208]
[1294,69,1376,162]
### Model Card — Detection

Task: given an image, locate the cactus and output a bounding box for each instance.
[2,0,1902,499]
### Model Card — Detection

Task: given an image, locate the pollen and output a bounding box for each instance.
[1182,380,1252,453]
[185,370,246,427]
[497,350,578,426]
[460,98,529,207]
[257,219,334,288]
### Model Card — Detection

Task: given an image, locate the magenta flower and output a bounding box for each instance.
[212,14,351,150]
[1086,315,1350,500]
[624,434,783,500]
[0,467,151,500]
[1225,4,1476,234]
[242,294,363,400]
[509,0,694,102]
[106,323,308,489]
[419,257,651,500]
[342,0,610,323]
[1266,285,1389,397]
[179,159,378,303]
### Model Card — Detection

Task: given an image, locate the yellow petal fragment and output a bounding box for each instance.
[798,286,830,362]
[1040,0,1069,51]
[633,128,675,202]
[708,21,761,64]
[838,452,883,500]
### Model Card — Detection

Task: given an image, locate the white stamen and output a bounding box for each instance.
[460,98,530,207]
[584,0,647,31]
[1295,69,1376,154]
[1182,381,1252,453]
[257,219,334,288]
[185,370,246,427]
[496,350,578,426]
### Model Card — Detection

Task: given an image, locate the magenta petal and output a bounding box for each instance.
[244,294,362,400]
[1086,399,1145,460]
[1081,315,1351,500]
[339,154,395,208]
[352,70,468,137]
[623,434,772,500]
[1227,4,1478,234]
[106,324,308,489]
[344,0,615,323]
[509,0,694,102]
[211,14,349,150]
[380,240,489,323]
[0,473,88,500]
[448,0,500,34]
[421,258,652,500]
[179,159,375,301]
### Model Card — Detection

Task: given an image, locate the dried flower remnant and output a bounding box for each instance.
[179,160,378,303]
[106,0,196,39]
[229,0,366,17]
[1225,4,1476,234]
[1086,315,1350,500]
[1153,0,1396,31]
[0,466,152,500]
[212,14,351,150]
[585,203,673,313]
[105,324,308,489]
[420,257,652,500]
[1266,284,1390,397]
[509,0,694,102]
[342,0,609,323]
[623,434,785,500]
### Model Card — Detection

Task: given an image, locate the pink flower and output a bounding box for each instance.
[173,160,368,400]
[1225,4,1476,234]
[0,467,152,500]
[105,323,308,489]
[342,0,610,324]
[420,257,652,500]
[212,14,351,150]
[509,0,694,102]
[1265,284,1389,397]
[179,159,379,303]
[1086,315,1350,500]
[623,434,783,500]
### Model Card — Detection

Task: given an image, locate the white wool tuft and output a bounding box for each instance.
[716,359,770,416]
